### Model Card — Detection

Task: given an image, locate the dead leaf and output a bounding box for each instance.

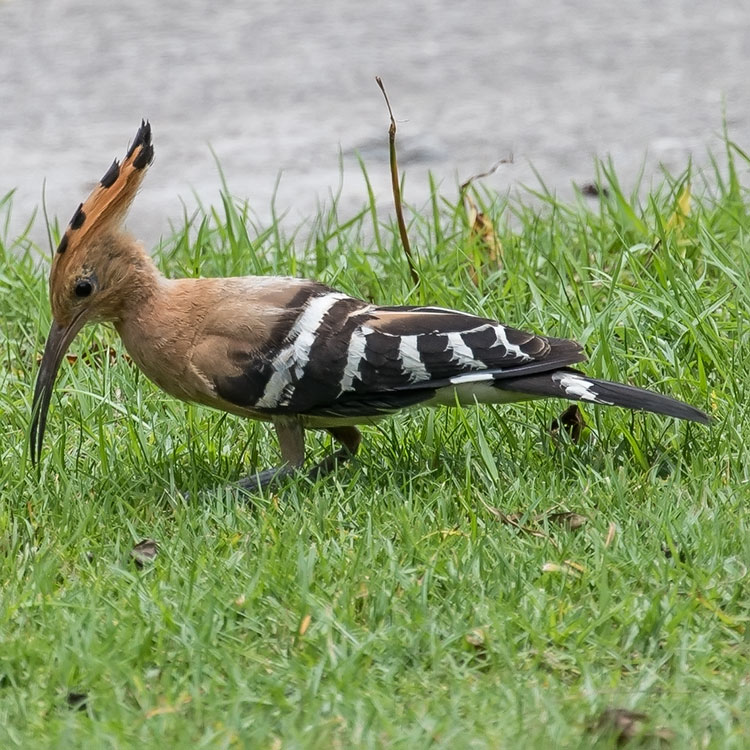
[591,707,675,745]
[465,193,503,285]
[298,614,311,636]
[465,628,486,649]
[484,504,587,546]
[468,199,502,261]
[605,522,617,548]
[546,512,587,531]
[483,502,558,550]
[460,157,511,285]
[564,559,586,573]
[131,539,158,569]
[550,404,585,443]
[145,693,192,719]
[542,560,584,576]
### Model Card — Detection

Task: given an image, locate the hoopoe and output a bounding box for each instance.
[31,122,709,491]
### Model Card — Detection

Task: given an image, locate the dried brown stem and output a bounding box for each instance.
[459,155,514,194]
[375,76,419,286]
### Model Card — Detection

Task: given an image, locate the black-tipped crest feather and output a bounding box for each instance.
[99,159,121,188]
[127,120,154,169]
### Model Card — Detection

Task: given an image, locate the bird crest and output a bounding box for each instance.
[51,120,154,271]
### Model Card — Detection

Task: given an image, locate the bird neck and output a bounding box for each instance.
[109,241,165,319]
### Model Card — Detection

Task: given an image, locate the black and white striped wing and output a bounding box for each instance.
[303,304,586,417]
[210,289,586,418]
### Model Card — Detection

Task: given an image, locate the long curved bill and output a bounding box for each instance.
[30,316,86,465]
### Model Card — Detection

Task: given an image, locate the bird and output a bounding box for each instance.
[31,121,710,491]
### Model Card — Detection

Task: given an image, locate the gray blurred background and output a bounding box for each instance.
[1,0,749,249]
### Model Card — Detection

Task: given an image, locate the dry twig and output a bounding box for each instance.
[375,76,419,286]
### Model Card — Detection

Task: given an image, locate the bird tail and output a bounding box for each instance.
[497,368,711,424]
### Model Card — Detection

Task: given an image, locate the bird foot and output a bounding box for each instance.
[237,465,299,493]
[236,447,356,495]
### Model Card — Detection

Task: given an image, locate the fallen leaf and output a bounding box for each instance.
[542,561,584,576]
[542,562,565,573]
[145,694,192,719]
[483,503,558,549]
[484,504,588,547]
[298,614,311,636]
[465,628,486,649]
[465,194,503,285]
[492,505,586,530]
[131,539,158,569]
[550,404,585,443]
[564,559,586,573]
[460,158,511,285]
[605,522,617,548]
[591,707,675,745]
[469,201,502,261]
[546,512,587,531]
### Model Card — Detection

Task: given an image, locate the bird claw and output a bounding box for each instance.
[237,465,298,493]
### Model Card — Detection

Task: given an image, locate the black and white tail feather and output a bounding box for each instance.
[212,286,710,426]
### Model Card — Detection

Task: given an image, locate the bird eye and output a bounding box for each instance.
[74,279,93,298]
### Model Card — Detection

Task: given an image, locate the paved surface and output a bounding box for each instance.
[1,0,749,248]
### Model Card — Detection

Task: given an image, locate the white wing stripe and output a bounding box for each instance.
[399,335,430,383]
[495,325,532,361]
[446,331,485,369]
[338,325,371,395]
[257,292,349,407]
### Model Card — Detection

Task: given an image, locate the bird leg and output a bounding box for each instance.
[238,418,305,492]
[237,422,361,492]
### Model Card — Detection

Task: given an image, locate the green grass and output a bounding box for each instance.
[1,142,750,748]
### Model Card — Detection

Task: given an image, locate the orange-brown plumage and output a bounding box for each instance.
[31,122,709,491]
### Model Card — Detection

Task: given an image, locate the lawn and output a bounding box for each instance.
[1,143,749,748]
